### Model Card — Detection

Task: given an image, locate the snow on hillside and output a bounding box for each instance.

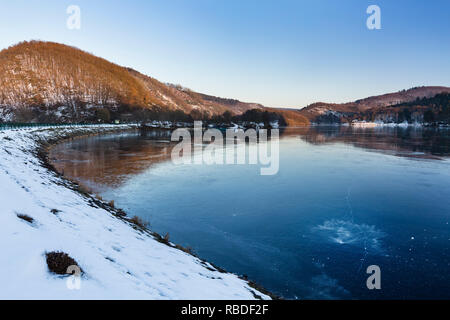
[0,125,270,300]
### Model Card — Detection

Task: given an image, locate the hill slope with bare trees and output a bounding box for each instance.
[299,86,450,124]
[0,41,267,123]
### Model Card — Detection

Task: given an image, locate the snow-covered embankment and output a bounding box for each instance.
[0,125,271,300]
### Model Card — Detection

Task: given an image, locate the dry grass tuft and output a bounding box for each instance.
[129,216,149,229]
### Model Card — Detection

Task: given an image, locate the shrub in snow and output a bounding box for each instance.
[16,214,34,224]
[45,251,82,276]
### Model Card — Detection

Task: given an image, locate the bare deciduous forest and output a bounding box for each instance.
[0,41,287,124]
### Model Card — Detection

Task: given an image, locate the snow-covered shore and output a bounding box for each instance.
[0,124,271,300]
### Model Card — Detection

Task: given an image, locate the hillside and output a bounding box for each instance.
[0,41,265,123]
[264,107,310,126]
[5,41,446,126]
[299,86,450,124]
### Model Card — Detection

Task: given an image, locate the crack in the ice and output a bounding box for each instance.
[346,185,368,273]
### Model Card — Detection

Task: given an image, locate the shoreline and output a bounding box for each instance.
[0,124,275,299]
[42,125,277,299]
[310,122,450,128]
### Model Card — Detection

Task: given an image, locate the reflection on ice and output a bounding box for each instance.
[307,274,350,300]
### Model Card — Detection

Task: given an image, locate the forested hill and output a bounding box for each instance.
[0,41,268,123]
[299,86,450,125]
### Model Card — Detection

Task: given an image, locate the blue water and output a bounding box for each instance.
[51,126,450,299]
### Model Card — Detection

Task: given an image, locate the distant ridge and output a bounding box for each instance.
[299,86,450,124]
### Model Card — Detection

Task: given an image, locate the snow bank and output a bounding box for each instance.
[0,125,270,300]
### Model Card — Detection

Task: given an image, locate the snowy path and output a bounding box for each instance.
[0,125,270,300]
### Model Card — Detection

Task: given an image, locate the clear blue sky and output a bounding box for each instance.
[0,0,449,108]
